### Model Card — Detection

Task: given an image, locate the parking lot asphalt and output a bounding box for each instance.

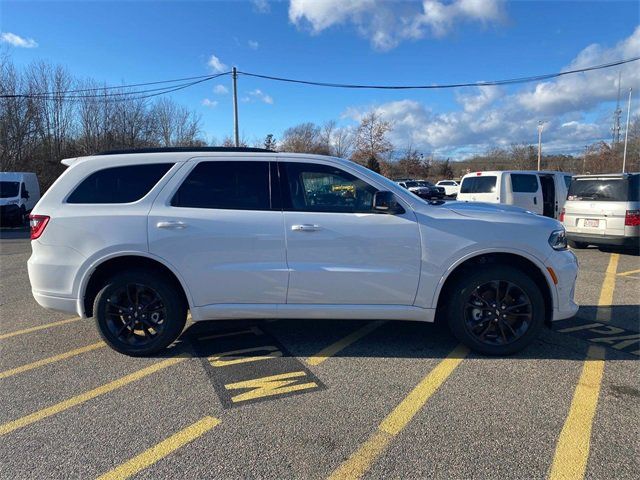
[0,226,638,480]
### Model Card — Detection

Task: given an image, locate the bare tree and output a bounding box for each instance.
[352,111,392,164]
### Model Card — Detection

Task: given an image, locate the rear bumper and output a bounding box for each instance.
[32,290,80,316]
[567,233,639,248]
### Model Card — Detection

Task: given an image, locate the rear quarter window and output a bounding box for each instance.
[511,174,539,193]
[67,163,173,204]
[460,176,497,194]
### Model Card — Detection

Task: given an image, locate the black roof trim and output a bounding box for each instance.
[95,147,274,156]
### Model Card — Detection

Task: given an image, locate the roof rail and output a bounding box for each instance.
[95,147,274,155]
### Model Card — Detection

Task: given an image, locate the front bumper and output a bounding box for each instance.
[547,249,579,321]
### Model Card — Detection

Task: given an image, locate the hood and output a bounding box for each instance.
[422,200,563,230]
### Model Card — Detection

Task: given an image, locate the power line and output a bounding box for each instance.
[238,56,640,90]
[1,72,231,100]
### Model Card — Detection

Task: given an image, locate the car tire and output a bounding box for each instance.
[93,270,187,356]
[568,240,588,249]
[20,207,28,227]
[445,265,545,356]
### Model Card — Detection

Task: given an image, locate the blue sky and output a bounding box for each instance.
[2,0,639,157]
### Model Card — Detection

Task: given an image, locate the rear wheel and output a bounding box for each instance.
[93,270,187,356]
[568,240,588,249]
[445,265,545,355]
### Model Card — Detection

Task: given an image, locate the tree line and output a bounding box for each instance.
[1,55,638,191]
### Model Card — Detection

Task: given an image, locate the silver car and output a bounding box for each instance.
[562,173,639,249]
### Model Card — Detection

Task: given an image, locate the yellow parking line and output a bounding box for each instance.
[0,317,81,340]
[97,416,220,480]
[0,355,188,437]
[307,321,386,366]
[0,341,106,379]
[617,268,640,277]
[327,344,469,480]
[597,253,619,308]
[548,346,606,480]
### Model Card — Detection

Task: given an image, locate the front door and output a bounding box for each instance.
[148,159,288,306]
[510,173,543,214]
[279,161,421,305]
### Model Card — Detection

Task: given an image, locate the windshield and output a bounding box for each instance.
[416,181,434,187]
[0,181,20,198]
[460,176,497,194]
[567,178,633,202]
[405,181,420,188]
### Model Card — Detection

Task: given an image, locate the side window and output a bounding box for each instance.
[511,174,539,193]
[67,163,173,204]
[282,162,377,213]
[172,161,271,210]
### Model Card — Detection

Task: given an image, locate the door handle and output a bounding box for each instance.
[533,197,537,205]
[291,224,321,232]
[156,221,188,229]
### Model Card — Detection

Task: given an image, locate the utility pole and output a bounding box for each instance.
[232,66,239,147]
[537,121,544,171]
[583,145,588,174]
[622,87,632,173]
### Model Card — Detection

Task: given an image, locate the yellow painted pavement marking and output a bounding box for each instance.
[548,345,606,480]
[616,268,640,278]
[97,416,220,480]
[0,317,81,340]
[0,341,106,379]
[327,344,469,480]
[307,321,386,366]
[596,253,619,320]
[0,355,188,437]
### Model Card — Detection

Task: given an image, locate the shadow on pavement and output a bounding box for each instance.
[0,226,30,240]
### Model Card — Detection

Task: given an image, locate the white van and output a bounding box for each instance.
[457,170,573,219]
[0,172,40,226]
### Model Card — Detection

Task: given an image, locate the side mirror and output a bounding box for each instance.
[373,191,405,214]
[22,190,29,200]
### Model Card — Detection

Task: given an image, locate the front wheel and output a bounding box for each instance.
[93,270,187,356]
[445,265,545,355]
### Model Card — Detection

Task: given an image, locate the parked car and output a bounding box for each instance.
[436,180,460,197]
[561,173,639,249]
[0,172,40,227]
[396,180,444,199]
[28,147,578,357]
[457,170,573,219]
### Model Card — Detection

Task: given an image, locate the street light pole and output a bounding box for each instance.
[537,121,544,171]
[622,88,632,173]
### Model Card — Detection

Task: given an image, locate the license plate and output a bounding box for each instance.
[584,219,600,228]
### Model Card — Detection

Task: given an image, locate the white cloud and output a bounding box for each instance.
[248,40,260,50]
[213,84,229,94]
[252,0,270,13]
[344,28,640,156]
[207,54,228,73]
[202,98,218,108]
[0,32,38,48]
[288,0,506,50]
[245,89,274,104]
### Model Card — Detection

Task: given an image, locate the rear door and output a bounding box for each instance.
[279,160,421,305]
[148,159,288,306]
[458,175,499,203]
[509,173,543,214]
[565,177,630,237]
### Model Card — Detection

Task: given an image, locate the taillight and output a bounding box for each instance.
[29,215,50,240]
[559,208,565,222]
[625,210,640,226]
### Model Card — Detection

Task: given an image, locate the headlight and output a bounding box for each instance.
[549,229,568,250]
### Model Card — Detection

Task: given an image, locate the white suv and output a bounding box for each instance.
[28,148,579,356]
